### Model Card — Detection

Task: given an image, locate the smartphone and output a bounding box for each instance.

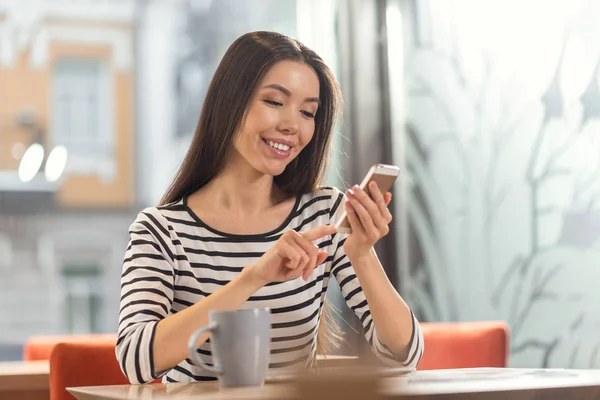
[334,164,400,234]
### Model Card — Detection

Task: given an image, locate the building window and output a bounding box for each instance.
[51,58,115,181]
[61,263,103,334]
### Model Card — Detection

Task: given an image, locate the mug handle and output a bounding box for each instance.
[187,322,223,375]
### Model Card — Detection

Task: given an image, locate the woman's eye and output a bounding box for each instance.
[301,111,315,119]
[263,99,283,106]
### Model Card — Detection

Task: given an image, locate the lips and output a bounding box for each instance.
[262,139,292,159]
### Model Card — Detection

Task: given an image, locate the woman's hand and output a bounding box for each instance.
[249,225,336,286]
[343,181,393,263]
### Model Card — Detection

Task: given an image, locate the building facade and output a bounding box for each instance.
[0,0,137,358]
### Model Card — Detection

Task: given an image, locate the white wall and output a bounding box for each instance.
[135,0,182,206]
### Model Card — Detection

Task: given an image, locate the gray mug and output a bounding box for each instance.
[187,308,271,387]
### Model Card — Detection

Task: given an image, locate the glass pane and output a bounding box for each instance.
[0,0,343,363]
[174,0,298,138]
[394,0,600,369]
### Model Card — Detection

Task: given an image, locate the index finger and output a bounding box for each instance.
[300,225,337,241]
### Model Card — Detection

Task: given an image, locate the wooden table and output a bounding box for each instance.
[67,367,600,400]
[0,360,49,400]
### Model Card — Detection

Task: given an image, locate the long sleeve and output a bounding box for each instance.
[328,189,424,368]
[116,209,176,384]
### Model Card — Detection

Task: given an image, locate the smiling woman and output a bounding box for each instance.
[116,31,423,384]
[161,32,338,200]
[235,61,320,174]
[257,80,320,157]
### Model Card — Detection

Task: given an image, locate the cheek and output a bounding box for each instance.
[234,120,257,150]
[235,116,263,148]
[248,105,279,130]
[298,123,316,147]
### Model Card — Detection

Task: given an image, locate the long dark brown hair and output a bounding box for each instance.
[161,31,342,205]
[161,32,344,355]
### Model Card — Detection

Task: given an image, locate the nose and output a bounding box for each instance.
[277,109,299,136]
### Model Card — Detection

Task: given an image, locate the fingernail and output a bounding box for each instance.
[347,189,354,196]
[353,185,360,191]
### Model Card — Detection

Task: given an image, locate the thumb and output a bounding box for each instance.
[384,192,392,206]
[316,251,328,266]
[302,251,330,282]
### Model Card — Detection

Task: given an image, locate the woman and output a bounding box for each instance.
[117,31,423,384]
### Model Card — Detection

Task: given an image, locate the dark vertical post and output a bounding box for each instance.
[337,0,398,286]
[334,0,403,360]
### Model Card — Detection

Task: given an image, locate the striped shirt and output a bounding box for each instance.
[116,187,423,384]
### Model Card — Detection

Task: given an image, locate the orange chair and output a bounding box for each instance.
[418,321,509,370]
[49,340,132,400]
[23,333,118,361]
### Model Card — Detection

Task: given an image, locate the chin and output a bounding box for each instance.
[259,160,290,177]
[263,166,287,177]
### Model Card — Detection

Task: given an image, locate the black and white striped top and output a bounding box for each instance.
[116,187,423,384]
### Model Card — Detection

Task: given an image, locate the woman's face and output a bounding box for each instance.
[233,60,320,178]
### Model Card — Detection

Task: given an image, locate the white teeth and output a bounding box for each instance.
[267,141,290,151]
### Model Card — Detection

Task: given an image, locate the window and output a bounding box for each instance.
[51,58,114,180]
[61,263,103,334]
[173,0,298,138]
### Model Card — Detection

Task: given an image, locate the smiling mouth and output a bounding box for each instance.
[262,139,293,159]
[263,139,292,151]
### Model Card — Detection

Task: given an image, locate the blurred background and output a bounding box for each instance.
[1,0,600,371]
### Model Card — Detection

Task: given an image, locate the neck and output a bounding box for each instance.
[201,157,287,215]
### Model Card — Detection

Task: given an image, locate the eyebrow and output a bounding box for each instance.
[262,83,320,104]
